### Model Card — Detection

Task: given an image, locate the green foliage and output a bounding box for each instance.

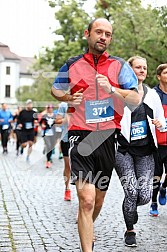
[48,0,89,69]
[36,0,89,71]
[47,0,167,87]
[95,0,167,86]
[18,0,167,102]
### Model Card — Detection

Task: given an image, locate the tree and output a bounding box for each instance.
[42,0,89,70]
[42,0,167,86]
[18,0,167,102]
[94,0,167,86]
[16,0,89,103]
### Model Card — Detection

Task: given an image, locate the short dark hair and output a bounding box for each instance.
[88,19,98,33]
[87,18,111,33]
[156,63,167,76]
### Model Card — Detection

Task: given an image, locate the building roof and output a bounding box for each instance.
[19,56,35,75]
[0,42,20,60]
[0,42,36,75]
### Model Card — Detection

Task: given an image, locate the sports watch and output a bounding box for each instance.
[109,85,116,94]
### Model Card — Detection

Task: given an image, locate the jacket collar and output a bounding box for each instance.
[83,51,109,65]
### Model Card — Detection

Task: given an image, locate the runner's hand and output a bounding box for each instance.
[68,88,83,105]
[96,74,111,93]
[152,119,162,128]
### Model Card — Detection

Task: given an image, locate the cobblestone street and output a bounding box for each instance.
[0,138,167,252]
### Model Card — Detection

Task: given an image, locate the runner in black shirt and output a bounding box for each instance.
[17,99,36,162]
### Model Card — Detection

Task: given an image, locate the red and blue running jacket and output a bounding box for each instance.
[52,51,138,132]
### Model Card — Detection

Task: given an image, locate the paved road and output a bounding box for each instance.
[0,138,167,252]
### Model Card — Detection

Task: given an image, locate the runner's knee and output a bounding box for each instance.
[79,194,95,212]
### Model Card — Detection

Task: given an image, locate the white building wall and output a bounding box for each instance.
[0,53,35,105]
[0,61,2,102]
[0,60,20,103]
[20,75,34,87]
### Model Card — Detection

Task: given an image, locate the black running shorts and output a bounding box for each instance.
[60,140,70,157]
[21,130,35,144]
[69,129,116,191]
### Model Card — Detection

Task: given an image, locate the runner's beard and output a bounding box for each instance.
[94,42,106,53]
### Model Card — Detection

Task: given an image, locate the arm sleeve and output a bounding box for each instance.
[39,116,45,126]
[9,112,13,121]
[153,90,166,128]
[57,103,67,118]
[52,64,69,91]
[17,112,22,125]
[118,62,138,91]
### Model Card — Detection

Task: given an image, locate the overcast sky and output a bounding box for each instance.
[0,0,56,57]
[0,0,166,57]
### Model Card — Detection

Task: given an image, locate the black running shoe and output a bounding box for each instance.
[20,147,24,155]
[3,148,8,154]
[92,241,94,251]
[124,231,137,247]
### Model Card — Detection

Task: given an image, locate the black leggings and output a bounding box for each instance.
[152,147,167,202]
[15,130,22,151]
[1,129,10,148]
[115,152,154,230]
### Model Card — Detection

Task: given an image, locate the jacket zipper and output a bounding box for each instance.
[93,55,99,131]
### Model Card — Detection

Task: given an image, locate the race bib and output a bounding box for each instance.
[55,127,62,132]
[85,98,114,124]
[131,120,147,141]
[2,124,9,130]
[160,118,167,132]
[25,122,33,129]
[16,124,21,130]
[45,128,54,136]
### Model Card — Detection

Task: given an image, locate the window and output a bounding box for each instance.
[6,66,10,75]
[5,85,11,97]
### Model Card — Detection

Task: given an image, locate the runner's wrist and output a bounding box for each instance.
[67,94,73,102]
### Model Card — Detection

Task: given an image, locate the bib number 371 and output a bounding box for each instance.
[92,106,107,116]
[85,98,114,123]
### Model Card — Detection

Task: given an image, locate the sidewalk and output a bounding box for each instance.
[0,138,167,252]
